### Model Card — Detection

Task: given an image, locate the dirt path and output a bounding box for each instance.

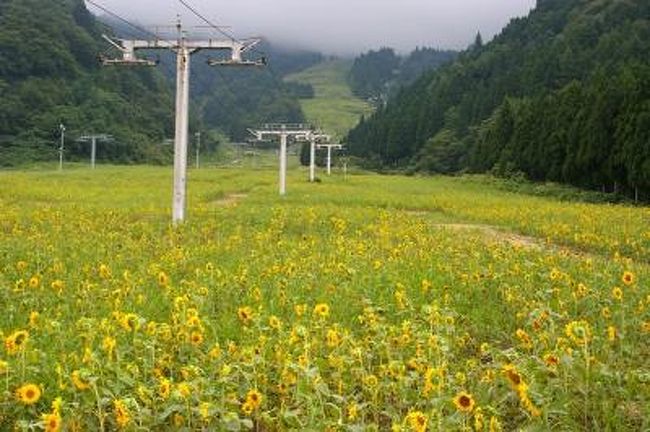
[212,193,248,207]
[432,223,542,249]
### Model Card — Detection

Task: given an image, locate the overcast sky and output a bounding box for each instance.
[87,0,536,55]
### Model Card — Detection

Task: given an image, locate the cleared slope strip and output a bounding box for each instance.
[285,59,374,140]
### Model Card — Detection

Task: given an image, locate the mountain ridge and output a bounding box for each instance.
[346,0,650,198]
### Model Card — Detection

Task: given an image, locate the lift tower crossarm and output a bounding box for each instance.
[316,143,345,175]
[306,130,330,182]
[77,134,113,169]
[249,124,315,195]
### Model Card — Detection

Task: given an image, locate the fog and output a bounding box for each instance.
[86,0,536,55]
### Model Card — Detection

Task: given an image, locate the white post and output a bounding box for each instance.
[309,136,316,182]
[172,43,191,224]
[195,131,201,169]
[59,124,65,171]
[91,137,97,169]
[279,132,287,195]
[327,146,332,175]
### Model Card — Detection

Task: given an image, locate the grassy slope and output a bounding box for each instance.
[285,59,374,140]
[1,166,648,430]
[2,165,648,262]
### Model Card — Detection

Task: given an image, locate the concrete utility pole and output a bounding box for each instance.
[195,131,201,169]
[101,20,263,224]
[307,130,330,182]
[58,124,65,171]
[77,134,113,169]
[248,124,313,195]
[316,143,344,175]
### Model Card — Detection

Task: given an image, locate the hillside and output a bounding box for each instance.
[0,0,324,167]
[285,59,373,140]
[347,0,650,199]
[0,0,175,166]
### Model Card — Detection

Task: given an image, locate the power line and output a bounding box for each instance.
[85,0,165,42]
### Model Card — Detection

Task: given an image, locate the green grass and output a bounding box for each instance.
[285,59,374,140]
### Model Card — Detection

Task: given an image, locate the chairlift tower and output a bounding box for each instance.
[58,124,65,171]
[100,19,264,224]
[316,143,344,175]
[195,131,201,169]
[77,134,113,169]
[307,130,330,182]
[248,123,313,195]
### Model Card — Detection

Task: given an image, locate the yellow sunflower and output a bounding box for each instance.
[71,370,91,391]
[268,315,281,330]
[5,330,29,355]
[43,412,62,432]
[502,364,524,389]
[313,303,330,318]
[621,271,635,286]
[565,320,592,346]
[245,389,263,409]
[16,383,41,405]
[157,271,170,287]
[113,399,130,428]
[406,410,428,432]
[237,306,253,324]
[453,391,475,412]
[189,331,204,346]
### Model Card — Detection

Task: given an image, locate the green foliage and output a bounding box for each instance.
[348,47,400,101]
[0,0,174,166]
[474,63,650,198]
[347,0,650,199]
[196,63,306,141]
[348,47,456,104]
[415,129,467,174]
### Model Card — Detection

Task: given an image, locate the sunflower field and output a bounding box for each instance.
[0,166,648,431]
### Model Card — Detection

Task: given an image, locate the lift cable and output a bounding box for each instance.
[176,0,237,42]
[85,0,171,46]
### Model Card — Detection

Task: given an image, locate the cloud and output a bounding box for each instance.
[87,0,536,55]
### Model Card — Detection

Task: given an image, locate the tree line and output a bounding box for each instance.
[346,0,650,200]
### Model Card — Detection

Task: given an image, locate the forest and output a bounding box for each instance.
[0,0,174,165]
[347,47,457,106]
[346,0,650,199]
